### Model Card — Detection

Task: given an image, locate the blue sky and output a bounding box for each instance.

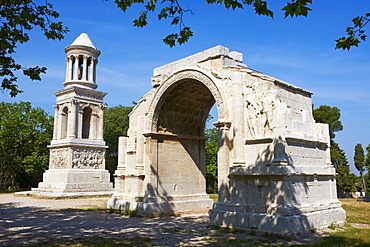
[1,0,369,175]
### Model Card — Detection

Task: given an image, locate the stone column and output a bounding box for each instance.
[118,137,128,168]
[67,56,73,81]
[136,116,144,165]
[57,107,63,140]
[77,106,83,139]
[68,101,77,138]
[52,105,59,140]
[214,121,231,203]
[96,114,104,140]
[65,57,70,81]
[82,56,88,81]
[93,60,97,83]
[114,137,128,196]
[73,55,79,80]
[91,112,98,140]
[232,82,245,167]
[100,104,106,140]
[89,58,95,83]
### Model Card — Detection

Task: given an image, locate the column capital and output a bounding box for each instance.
[70,99,80,105]
[213,121,231,130]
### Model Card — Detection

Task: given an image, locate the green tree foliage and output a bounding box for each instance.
[354,144,365,173]
[331,142,356,194]
[336,13,370,50]
[0,102,53,191]
[109,0,368,49]
[365,144,370,172]
[1,1,368,97]
[313,105,343,140]
[313,105,355,195]
[365,144,370,195]
[103,105,133,180]
[205,126,218,194]
[0,0,68,97]
[354,143,367,193]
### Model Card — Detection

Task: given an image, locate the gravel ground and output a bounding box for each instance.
[0,193,328,246]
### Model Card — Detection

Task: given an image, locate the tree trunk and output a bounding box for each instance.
[361,171,367,196]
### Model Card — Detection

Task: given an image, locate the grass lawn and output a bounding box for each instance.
[341,199,370,225]
[302,198,370,247]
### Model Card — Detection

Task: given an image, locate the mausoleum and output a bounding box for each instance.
[30,33,113,196]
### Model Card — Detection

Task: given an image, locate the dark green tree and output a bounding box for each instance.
[109,0,369,49]
[335,13,370,50]
[331,142,356,195]
[365,144,370,172]
[313,105,355,196]
[0,1,68,97]
[103,105,133,180]
[205,126,218,194]
[1,1,368,97]
[313,105,343,140]
[354,143,367,193]
[0,102,53,191]
[365,144,370,195]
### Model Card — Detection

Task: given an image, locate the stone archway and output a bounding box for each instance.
[108,68,227,216]
[108,45,346,236]
[150,78,215,198]
[145,70,229,208]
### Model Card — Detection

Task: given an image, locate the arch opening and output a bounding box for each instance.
[155,78,216,137]
[61,106,69,139]
[152,78,219,197]
[82,106,92,139]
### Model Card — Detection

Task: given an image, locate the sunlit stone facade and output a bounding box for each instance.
[108,46,345,236]
[33,33,113,195]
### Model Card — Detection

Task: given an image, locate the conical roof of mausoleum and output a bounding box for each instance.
[70,33,96,48]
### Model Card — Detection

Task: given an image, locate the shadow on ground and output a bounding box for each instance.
[0,201,330,246]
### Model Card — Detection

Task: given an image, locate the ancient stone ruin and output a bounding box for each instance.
[108,45,346,236]
[29,33,113,196]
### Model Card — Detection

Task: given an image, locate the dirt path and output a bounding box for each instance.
[0,193,327,246]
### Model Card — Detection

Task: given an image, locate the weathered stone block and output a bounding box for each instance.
[109,45,345,236]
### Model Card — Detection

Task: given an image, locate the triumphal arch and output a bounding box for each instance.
[108,45,345,236]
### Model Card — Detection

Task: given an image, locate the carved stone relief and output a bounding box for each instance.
[50,147,69,169]
[246,99,274,139]
[71,147,104,169]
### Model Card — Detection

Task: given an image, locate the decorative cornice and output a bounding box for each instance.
[54,86,107,100]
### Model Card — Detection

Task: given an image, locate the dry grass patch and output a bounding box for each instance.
[304,199,370,246]
[208,194,218,202]
[340,198,370,225]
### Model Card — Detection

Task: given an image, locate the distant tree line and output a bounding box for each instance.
[0,102,53,191]
[312,105,356,196]
[0,102,133,191]
[354,143,370,195]
[313,105,370,197]
[103,105,133,181]
[1,102,368,197]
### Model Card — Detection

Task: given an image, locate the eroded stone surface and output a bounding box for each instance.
[108,45,345,236]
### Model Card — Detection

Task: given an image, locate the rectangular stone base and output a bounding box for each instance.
[209,205,346,237]
[107,197,214,217]
[34,169,113,193]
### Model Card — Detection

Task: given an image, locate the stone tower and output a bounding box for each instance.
[32,33,113,196]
